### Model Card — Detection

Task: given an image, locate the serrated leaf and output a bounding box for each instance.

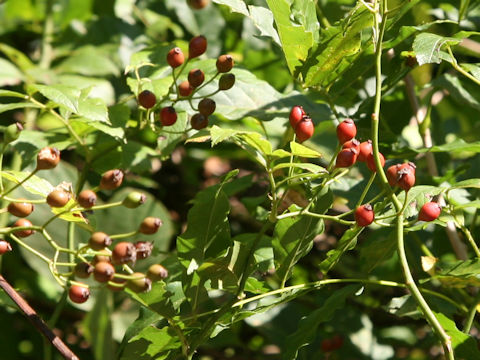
[413,33,461,66]
[290,141,322,158]
[123,325,181,358]
[31,84,81,113]
[77,97,109,123]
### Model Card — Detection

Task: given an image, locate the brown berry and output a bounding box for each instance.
[166,47,185,68]
[13,218,34,237]
[138,90,156,109]
[88,232,112,251]
[69,284,90,304]
[74,262,94,279]
[216,54,234,73]
[77,190,97,208]
[188,0,209,9]
[179,81,193,97]
[218,73,235,90]
[93,261,115,283]
[0,240,12,255]
[46,189,71,208]
[7,199,34,218]
[135,241,153,260]
[92,249,111,264]
[36,147,60,170]
[189,35,207,59]
[100,169,124,190]
[191,113,208,130]
[198,98,216,116]
[188,69,205,88]
[139,217,162,235]
[147,264,168,281]
[112,242,137,265]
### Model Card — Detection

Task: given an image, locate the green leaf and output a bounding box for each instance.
[0,90,27,98]
[55,46,119,77]
[83,289,114,360]
[435,312,480,358]
[460,63,480,82]
[0,58,24,86]
[360,230,396,272]
[0,170,54,197]
[0,102,40,114]
[290,141,322,158]
[272,162,326,174]
[282,285,361,360]
[30,84,81,113]
[77,96,109,123]
[320,226,363,274]
[436,259,480,288]
[157,111,188,160]
[413,33,461,66]
[433,73,480,111]
[123,325,181,359]
[450,179,480,189]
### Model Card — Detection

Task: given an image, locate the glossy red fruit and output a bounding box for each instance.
[218,73,235,90]
[74,262,94,279]
[46,189,70,208]
[336,119,357,144]
[295,117,314,143]
[93,261,115,283]
[160,106,177,126]
[188,0,209,9]
[179,81,193,97]
[397,163,416,192]
[366,152,385,172]
[7,199,34,218]
[139,217,163,235]
[188,69,205,88]
[78,190,97,208]
[386,164,400,187]
[135,241,153,260]
[112,242,137,265]
[138,90,156,109]
[198,98,216,116]
[335,148,358,168]
[419,202,441,222]
[147,264,168,281]
[13,219,34,237]
[127,273,152,293]
[100,169,124,190]
[216,54,234,73]
[358,140,373,162]
[189,35,207,58]
[355,204,375,227]
[88,232,112,251]
[68,285,90,304]
[191,113,208,130]
[289,105,305,129]
[0,240,12,255]
[342,138,360,153]
[36,147,60,170]
[167,47,185,68]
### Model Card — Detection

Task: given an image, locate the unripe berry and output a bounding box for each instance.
[336,119,357,144]
[418,202,441,222]
[74,262,94,279]
[7,199,34,218]
[135,241,153,260]
[366,152,385,172]
[218,73,235,90]
[36,147,60,170]
[112,242,137,265]
[92,249,111,264]
[216,54,234,73]
[355,204,375,227]
[77,190,97,208]
[191,113,208,130]
[68,284,90,304]
[93,261,115,283]
[46,189,71,208]
[295,117,314,143]
[138,90,156,109]
[342,138,360,153]
[166,47,185,68]
[100,169,124,190]
[147,264,168,281]
[198,98,216,116]
[189,35,207,58]
[0,240,12,255]
[13,218,34,237]
[127,272,152,293]
[179,81,193,97]
[139,217,162,234]
[335,148,358,168]
[160,107,177,126]
[4,122,23,144]
[358,140,372,162]
[188,0,209,9]
[89,232,112,251]
[188,69,205,88]
[289,105,305,129]
[122,192,146,209]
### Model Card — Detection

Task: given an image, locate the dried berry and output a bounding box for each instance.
[77,190,97,208]
[135,241,154,260]
[36,147,60,170]
[100,169,124,190]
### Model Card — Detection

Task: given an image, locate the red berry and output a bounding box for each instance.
[112,242,137,265]
[335,148,358,168]
[366,152,385,172]
[139,217,162,235]
[419,202,441,222]
[100,169,124,190]
[386,164,400,187]
[336,119,357,144]
[321,335,344,352]
[0,240,12,255]
[147,264,168,281]
[13,218,34,237]
[160,106,177,126]
[198,98,216,116]
[46,189,71,208]
[358,140,372,162]
[289,106,305,129]
[191,113,208,130]
[36,147,60,170]
[166,47,185,68]
[218,73,235,90]
[179,81,193,97]
[88,232,112,251]
[295,117,314,143]
[68,284,90,304]
[188,69,205,88]
[93,261,115,283]
[397,163,416,192]
[216,54,234,73]
[342,138,360,153]
[78,190,97,208]
[355,204,375,227]
[7,199,34,218]
[138,90,156,109]
[189,35,207,58]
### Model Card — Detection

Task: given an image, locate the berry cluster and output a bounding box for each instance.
[289,105,314,143]
[0,146,169,304]
[135,35,236,131]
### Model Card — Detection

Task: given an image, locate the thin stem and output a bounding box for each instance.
[276,210,354,226]
[39,0,54,69]
[447,45,480,86]
[110,230,139,240]
[0,144,5,193]
[8,234,51,264]
[356,173,376,207]
[463,291,480,334]
[2,196,45,204]
[0,169,38,200]
[455,216,480,258]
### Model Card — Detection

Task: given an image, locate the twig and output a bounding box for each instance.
[0,275,79,360]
